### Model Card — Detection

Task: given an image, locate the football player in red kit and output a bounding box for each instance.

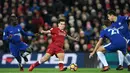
[28,18,79,71]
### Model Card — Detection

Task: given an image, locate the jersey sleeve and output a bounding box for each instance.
[50,28,57,34]
[19,25,34,36]
[3,27,9,41]
[121,16,130,21]
[100,30,105,38]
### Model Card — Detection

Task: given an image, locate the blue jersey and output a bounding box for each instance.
[100,27,125,45]
[111,15,130,39]
[3,25,34,44]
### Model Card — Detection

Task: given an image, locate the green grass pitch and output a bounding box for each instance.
[0,68,129,73]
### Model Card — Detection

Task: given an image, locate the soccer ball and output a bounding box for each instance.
[69,63,78,71]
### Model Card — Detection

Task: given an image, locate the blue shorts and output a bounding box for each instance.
[9,42,28,57]
[103,43,127,54]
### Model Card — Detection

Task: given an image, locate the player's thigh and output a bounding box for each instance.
[96,46,106,52]
[55,46,64,58]
[9,43,20,57]
[46,43,56,56]
[54,46,64,54]
[119,46,127,55]
[46,47,55,56]
[18,42,28,51]
[103,43,117,52]
[56,53,65,61]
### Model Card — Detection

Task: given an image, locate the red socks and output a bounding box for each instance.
[59,63,64,71]
[34,61,40,67]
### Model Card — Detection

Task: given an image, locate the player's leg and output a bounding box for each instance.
[96,46,110,72]
[124,53,130,71]
[22,43,34,57]
[28,53,51,71]
[29,46,54,71]
[126,40,130,71]
[116,50,124,70]
[56,53,65,71]
[9,43,24,71]
[19,42,29,62]
[38,53,51,65]
[15,55,24,71]
[55,45,67,71]
[20,50,28,62]
[116,39,129,70]
[22,39,37,57]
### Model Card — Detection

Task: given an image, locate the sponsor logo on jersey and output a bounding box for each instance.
[118,22,121,25]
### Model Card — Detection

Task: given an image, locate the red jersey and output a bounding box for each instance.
[50,27,67,48]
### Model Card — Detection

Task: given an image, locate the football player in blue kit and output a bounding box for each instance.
[107,10,130,71]
[3,14,35,71]
[89,20,127,72]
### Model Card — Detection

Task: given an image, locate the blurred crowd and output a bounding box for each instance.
[0,0,130,53]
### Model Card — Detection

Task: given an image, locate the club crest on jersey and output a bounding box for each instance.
[118,22,121,25]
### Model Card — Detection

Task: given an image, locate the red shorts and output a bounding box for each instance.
[46,43,64,56]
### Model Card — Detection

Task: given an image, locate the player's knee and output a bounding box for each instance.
[58,55,64,60]
[12,53,19,57]
[59,57,64,61]
[57,53,64,57]
[60,54,65,58]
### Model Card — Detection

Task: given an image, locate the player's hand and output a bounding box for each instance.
[89,52,95,59]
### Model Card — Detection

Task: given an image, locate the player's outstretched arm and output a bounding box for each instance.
[3,28,11,41]
[41,30,51,34]
[123,16,130,20]
[67,35,79,42]
[19,25,34,36]
[21,29,34,36]
[89,38,103,58]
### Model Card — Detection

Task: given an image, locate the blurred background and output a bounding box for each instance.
[0,0,130,68]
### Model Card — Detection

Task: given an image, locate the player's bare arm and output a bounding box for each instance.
[41,30,51,34]
[67,35,79,42]
[89,38,103,58]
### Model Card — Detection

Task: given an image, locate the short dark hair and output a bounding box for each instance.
[103,20,111,27]
[58,18,65,23]
[107,10,117,16]
[9,16,17,23]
